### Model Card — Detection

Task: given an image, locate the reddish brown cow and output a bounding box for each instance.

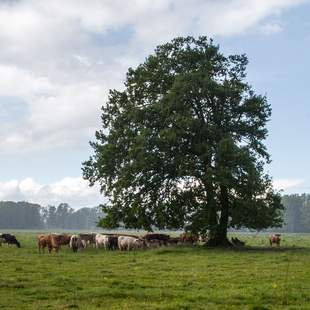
[167,237,180,245]
[179,233,199,244]
[50,234,71,253]
[269,234,281,246]
[38,235,48,253]
[38,234,71,253]
[143,233,170,245]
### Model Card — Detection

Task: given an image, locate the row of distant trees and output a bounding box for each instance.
[0,201,103,230]
[0,195,309,231]
[281,194,310,233]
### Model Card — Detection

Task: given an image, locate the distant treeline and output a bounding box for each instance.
[0,194,310,231]
[281,194,310,233]
[0,201,103,230]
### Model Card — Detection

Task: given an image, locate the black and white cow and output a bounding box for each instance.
[0,233,21,248]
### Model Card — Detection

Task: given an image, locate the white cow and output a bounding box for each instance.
[70,235,86,252]
[95,234,109,249]
[118,236,145,251]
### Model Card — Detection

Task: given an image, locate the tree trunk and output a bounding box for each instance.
[206,184,218,239]
[205,185,232,247]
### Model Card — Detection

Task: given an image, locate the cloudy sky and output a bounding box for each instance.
[0,0,309,208]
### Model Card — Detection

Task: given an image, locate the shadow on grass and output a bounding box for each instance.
[231,245,310,253]
[151,244,310,255]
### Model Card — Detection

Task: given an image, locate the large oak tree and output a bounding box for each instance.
[82,36,283,246]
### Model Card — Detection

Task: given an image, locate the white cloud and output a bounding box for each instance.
[0,177,306,208]
[273,178,304,191]
[0,0,308,155]
[0,177,103,208]
[260,22,283,34]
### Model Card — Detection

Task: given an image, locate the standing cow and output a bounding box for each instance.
[107,235,119,250]
[50,234,71,253]
[167,237,180,245]
[79,233,96,247]
[145,239,162,248]
[38,234,71,253]
[179,232,199,244]
[95,234,109,249]
[269,234,281,246]
[143,233,170,246]
[118,236,145,250]
[38,234,48,253]
[70,235,86,252]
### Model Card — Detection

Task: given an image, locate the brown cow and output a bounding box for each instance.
[143,233,170,245]
[50,234,71,253]
[38,235,48,253]
[38,234,71,253]
[269,234,281,246]
[79,233,96,247]
[167,237,180,245]
[179,232,199,244]
[145,239,163,248]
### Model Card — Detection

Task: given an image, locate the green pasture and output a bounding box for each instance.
[0,233,310,309]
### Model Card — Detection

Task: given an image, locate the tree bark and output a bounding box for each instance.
[205,185,232,247]
[206,183,217,239]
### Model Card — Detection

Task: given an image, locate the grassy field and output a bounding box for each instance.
[0,233,310,309]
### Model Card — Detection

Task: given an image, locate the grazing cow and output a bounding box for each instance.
[37,234,49,253]
[269,234,281,246]
[231,237,245,247]
[146,239,162,248]
[41,234,71,253]
[143,233,170,245]
[79,233,96,247]
[167,237,180,245]
[51,233,71,245]
[0,233,21,248]
[198,235,208,243]
[103,233,140,239]
[107,235,119,250]
[179,232,199,244]
[70,235,86,252]
[95,234,109,249]
[37,234,56,253]
[118,236,145,250]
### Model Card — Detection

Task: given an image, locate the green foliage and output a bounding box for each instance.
[1,233,310,309]
[83,36,283,238]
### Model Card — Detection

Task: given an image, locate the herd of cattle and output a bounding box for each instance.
[0,232,282,253]
[37,232,196,253]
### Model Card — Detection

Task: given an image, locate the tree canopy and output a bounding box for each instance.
[82,36,283,246]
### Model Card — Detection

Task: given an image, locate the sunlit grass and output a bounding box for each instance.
[0,232,309,309]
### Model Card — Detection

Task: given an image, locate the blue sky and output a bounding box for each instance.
[0,0,309,207]
[218,4,310,192]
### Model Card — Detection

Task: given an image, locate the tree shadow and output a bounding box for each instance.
[232,246,310,253]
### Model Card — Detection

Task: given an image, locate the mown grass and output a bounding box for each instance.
[0,233,310,309]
